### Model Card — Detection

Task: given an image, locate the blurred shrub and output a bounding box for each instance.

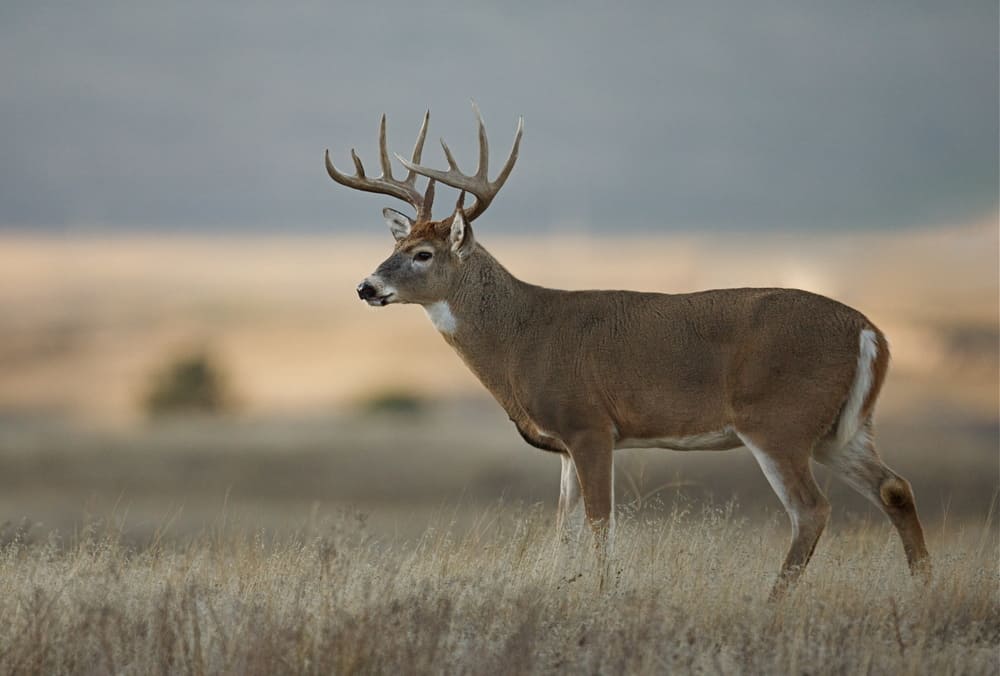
[0,518,38,549]
[144,350,232,418]
[359,389,426,416]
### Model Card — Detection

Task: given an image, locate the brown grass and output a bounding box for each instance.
[0,502,996,675]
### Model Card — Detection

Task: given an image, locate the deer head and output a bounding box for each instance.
[325,103,523,307]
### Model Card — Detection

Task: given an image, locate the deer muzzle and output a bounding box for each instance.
[356,278,395,306]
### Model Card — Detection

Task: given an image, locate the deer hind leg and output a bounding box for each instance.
[814,419,930,579]
[556,453,584,542]
[565,430,615,588]
[739,434,831,600]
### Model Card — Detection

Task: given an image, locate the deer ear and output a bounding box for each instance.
[450,208,475,259]
[383,208,413,241]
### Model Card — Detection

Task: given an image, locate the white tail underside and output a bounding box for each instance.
[836,328,878,448]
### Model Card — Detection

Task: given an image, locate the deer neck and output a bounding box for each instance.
[424,244,536,405]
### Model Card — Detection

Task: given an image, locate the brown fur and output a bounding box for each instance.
[434,239,864,455]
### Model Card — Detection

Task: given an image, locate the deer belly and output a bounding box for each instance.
[615,427,742,451]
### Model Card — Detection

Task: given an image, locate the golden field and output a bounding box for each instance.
[0,224,996,674]
[0,505,996,674]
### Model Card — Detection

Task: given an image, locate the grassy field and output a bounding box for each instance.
[1,503,996,675]
[0,401,995,540]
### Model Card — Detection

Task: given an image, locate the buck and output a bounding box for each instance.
[325,105,930,596]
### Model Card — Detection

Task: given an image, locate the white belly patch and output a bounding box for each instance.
[615,427,741,451]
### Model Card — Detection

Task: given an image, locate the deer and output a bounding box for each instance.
[324,104,931,597]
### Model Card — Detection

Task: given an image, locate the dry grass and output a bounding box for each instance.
[1,502,996,675]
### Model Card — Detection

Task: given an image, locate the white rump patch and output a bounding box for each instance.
[836,328,878,448]
[424,301,458,334]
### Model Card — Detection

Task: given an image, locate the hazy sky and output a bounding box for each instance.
[1,2,996,233]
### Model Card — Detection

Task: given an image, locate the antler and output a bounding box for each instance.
[395,102,523,222]
[325,112,435,221]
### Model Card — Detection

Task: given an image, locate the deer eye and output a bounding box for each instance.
[414,251,433,262]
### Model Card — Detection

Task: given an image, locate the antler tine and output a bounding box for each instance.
[325,113,428,217]
[439,139,460,171]
[350,149,366,177]
[403,111,430,186]
[472,100,488,179]
[492,115,524,193]
[417,179,436,222]
[395,104,523,222]
[377,114,393,180]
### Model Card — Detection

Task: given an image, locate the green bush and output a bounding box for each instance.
[359,389,426,416]
[144,350,231,418]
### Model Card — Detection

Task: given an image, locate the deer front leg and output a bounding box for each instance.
[556,453,584,542]
[565,429,615,589]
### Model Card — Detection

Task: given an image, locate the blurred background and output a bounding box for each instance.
[0,2,996,541]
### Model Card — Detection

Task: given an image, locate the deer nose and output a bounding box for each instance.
[357,281,377,301]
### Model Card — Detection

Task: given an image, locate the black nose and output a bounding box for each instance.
[357,281,377,300]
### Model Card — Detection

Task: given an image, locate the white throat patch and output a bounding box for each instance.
[424,301,458,334]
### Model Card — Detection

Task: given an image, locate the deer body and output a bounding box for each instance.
[434,246,867,452]
[325,105,930,596]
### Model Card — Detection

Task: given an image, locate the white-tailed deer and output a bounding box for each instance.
[325,104,930,596]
